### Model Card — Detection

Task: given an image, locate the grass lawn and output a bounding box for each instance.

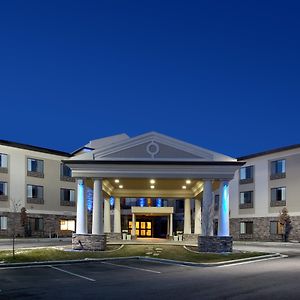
[0,245,268,264]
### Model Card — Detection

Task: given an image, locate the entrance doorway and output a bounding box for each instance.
[129,216,168,238]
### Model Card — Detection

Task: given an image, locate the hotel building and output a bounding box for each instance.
[0,132,299,242]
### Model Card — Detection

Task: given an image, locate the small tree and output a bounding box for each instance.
[10,198,21,259]
[279,207,292,242]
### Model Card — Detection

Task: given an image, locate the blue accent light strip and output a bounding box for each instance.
[110,196,115,206]
[156,198,162,207]
[139,198,146,207]
[86,187,93,213]
[219,183,229,236]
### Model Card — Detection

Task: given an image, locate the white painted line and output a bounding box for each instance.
[48,265,96,282]
[0,265,49,270]
[101,261,161,274]
[216,255,286,268]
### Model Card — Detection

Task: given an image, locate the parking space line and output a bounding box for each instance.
[101,261,161,274]
[48,265,96,282]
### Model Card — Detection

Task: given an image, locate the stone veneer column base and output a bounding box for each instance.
[198,236,233,253]
[106,233,122,241]
[183,234,198,242]
[72,233,106,251]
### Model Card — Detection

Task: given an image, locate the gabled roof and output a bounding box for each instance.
[91,131,236,162]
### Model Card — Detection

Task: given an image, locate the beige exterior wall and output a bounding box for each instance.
[230,147,300,219]
[0,145,76,216]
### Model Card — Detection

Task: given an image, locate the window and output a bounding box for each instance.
[240,166,254,183]
[214,195,219,211]
[27,158,44,177]
[0,153,8,168]
[34,218,44,231]
[27,185,44,204]
[240,221,253,235]
[0,216,7,230]
[271,187,286,202]
[239,191,253,208]
[60,164,74,181]
[0,182,8,196]
[270,159,286,179]
[60,188,75,206]
[60,219,75,231]
[270,221,284,235]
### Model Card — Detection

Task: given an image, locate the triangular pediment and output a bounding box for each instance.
[92,132,235,162]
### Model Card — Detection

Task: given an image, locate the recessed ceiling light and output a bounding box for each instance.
[119,185,123,189]
[115,179,120,183]
[150,185,155,189]
[186,180,191,184]
[182,185,187,189]
[150,179,156,184]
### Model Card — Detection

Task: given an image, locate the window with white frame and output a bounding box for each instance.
[27,185,43,199]
[240,191,253,205]
[60,219,75,231]
[27,158,44,174]
[60,164,72,178]
[271,187,286,202]
[0,182,8,196]
[240,221,253,235]
[0,153,8,168]
[0,216,7,230]
[60,189,75,206]
[240,166,254,181]
[271,159,286,175]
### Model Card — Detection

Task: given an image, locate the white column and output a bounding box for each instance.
[201,180,214,236]
[169,213,173,237]
[114,197,121,233]
[104,198,111,233]
[132,213,136,237]
[92,179,104,235]
[76,179,87,234]
[194,199,201,234]
[184,198,191,234]
[218,181,230,236]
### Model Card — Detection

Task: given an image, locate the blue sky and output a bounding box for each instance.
[1,1,300,157]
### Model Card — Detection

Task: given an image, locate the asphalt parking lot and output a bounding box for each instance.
[1,254,300,300]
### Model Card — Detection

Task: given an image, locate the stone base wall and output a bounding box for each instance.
[72,233,106,251]
[183,234,198,243]
[198,236,233,253]
[0,212,76,238]
[230,216,300,241]
[106,232,122,241]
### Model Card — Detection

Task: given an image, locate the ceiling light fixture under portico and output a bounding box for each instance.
[186,180,191,184]
[115,179,120,183]
[150,179,156,184]
[182,185,187,189]
[119,185,123,189]
[150,185,155,189]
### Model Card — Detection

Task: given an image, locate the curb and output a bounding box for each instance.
[0,252,285,269]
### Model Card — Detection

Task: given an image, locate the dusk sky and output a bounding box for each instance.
[1,1,299,157]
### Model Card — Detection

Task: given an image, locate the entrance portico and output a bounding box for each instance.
[65,132,243,252]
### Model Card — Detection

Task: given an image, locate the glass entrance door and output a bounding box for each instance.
[129,220,152,237]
